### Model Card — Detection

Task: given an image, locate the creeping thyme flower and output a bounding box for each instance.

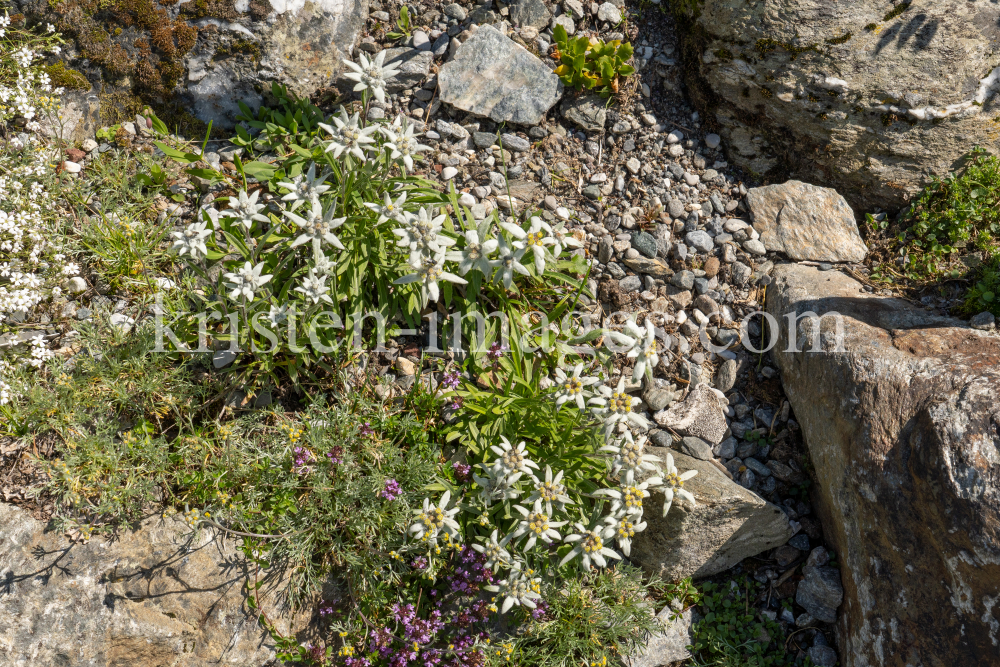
[491,235,530,289]
[484,562,542,614]
[590,377,651,436]
[408,491,461,545]
[393,254,466,308]
[451,461,471,482]
[319,106,379,161]
[560,522,621,571]
[223,261,272,301]
[284,201,346,253]
[383,116,431,171]
[444,220,498,277]
[170,220,211,259]
[661,452,698,516]
[381,478,402,500]
[604,512,646,557]
[501,216,554,274]
[489,437,539,476]
[295,268,333,305]
[471,528,511,571]
[549,221,583,257]
[364,190,408,224]
[509,499,566,550]
[341,50,400,104]
[527,465,572,515]
[600,432,662,477]
[552,363,600,411]
[276,163,331,211]
[441,370,461,390]
[487,341,508,361]
[219,188,270,229]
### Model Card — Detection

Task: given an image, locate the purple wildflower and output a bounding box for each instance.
[452,461,471,483]
[292,446,313,474]
[411,556,428,570]
[486,341,507,362]
[359,421,374,436]
[381,478,402,500]
[326,445,343,465]
[441,371,461,390]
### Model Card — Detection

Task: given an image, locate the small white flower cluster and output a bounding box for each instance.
[0,359,11,405]
[0,21,64,129]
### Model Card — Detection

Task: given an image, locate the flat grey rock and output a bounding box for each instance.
[624,604,697,667]
[563,94,608,131]
[439,25,563,125]
[508,0,552,28]
[383,47,435,92]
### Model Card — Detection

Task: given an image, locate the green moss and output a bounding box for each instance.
[882,1,911,22]
[44,61,91,90]
[760,86,773,98]
[215,38,262,61]
[712,48,732,61]
[99,90,144,126]
[179,0,239,21]
[825,32,852,45]
[864,22,879,32]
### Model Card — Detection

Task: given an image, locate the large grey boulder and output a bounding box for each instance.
[19,0,368,136]
[746,180,867,263]
[672,0,1000,211]
[438,25,563,125]
[766,264,1000,667]
[630,449,794,581]
[0,502,307,665]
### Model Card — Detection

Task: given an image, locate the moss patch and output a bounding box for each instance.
[825,32,852,45]
[755,38,821,61]
[883,1,911,22]
[214,38,262,61]
[44,61,91,90]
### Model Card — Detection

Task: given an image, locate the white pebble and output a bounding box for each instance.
[590,172,608,183]
[555,206,570,219]
[458,192,477,206]
[62,161,82,173]
[675,310,687,325]
[666,129,683,144]
[705,133,721,149]
[442,166,459,180]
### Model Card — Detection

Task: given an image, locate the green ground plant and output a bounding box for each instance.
[551,24,635,98]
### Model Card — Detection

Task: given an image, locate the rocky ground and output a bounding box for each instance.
[15,0,1000,665]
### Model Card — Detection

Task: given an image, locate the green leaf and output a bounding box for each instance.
[242,161,277,180]
[552,22,568,46]
[155,141,201,163]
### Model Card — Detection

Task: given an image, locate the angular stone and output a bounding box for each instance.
[653,385,728,445]
[624,604,697,667]
[624,256,673,279]
[619,275,642,293]
[767,263,1000,666]
[631,231,659,259]
[509,0,552,28]
[563,94,608,131]
[439,25,563,125]
[680,436,714,461]
[631,450,794,580]
[683,0,1000,211]
[746,181,867,263]
[0,502,304,665]
[795,566,844,623]
[383,47,435,92]
[597,2,622,23]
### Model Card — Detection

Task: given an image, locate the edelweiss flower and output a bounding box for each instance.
[364,191,408,224]
[284,203,346,253]
[267,303,289,325]
[600,432,661,477]
[510,499,566,550]
[604,512,647,557]
[219,189,270,229]
[383,116,431,170]
[661,452,698,516]
[392,254,466,307]
[444,220,498,276]
[319,107,379,162]
[501,216,553,275]
[624,319,659,381]
[471,529,512,571]
[594,469,662,516]
[276,163,331,211]
[491,235,530,289]
[170,220,211,259]
[408,491,461,545]
[223,261,272,301]
[392,207,455,264]
[485,562,542,614]
[295,268,333,305]
[550,221,582,257]
[473,464,523,507]
[489,437,539,476]
[527,465,573,515]
[341,50,400,104]
[590,377,651,436]
[560,522,621,571]
[552,363,599,411]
